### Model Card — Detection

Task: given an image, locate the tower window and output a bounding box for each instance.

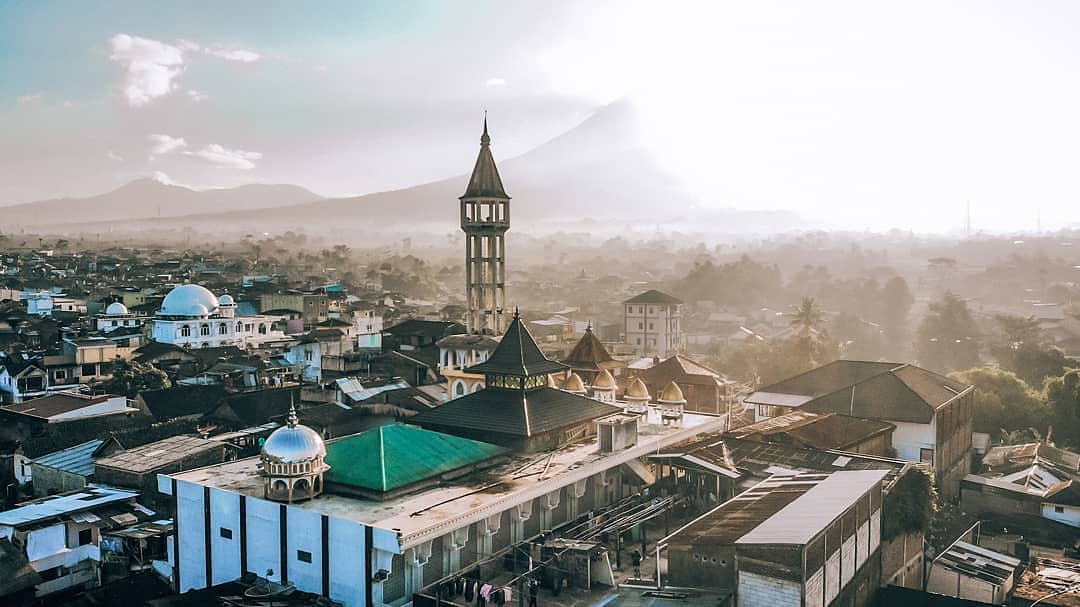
[297,550,312,563]
[220,527,233,539]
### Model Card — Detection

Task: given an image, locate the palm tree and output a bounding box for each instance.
[788,296,825,333]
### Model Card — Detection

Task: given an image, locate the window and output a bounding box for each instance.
[55,369,66,380]
[920,448,934,464]
[258,324,267,335]
[181,325,191,337]
[297,550,312,563]
[1055,506,1065,514]
[305,350,313,362]
[220,527,233,539]
[638,323,643,330]
[111,320,118,327]
[219,324,228,335]
[200,324,210,336]
[649,323,654,330]
[636,338,641,345]
[81,364,96,377]
[78,528,92,546]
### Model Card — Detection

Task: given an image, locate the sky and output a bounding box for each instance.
[2,1,1080,233]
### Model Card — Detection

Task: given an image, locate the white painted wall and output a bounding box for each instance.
[286,507,323,595]
[870,511,881,553]
[26,524,66,562]
[841,536,855,586]
[890,420,935,462]
[328,517,367,607]
[857,521,869,569]
[825,551,840,604]
[244,497,282,584]
[805,567,824,607]
[1042,503,1080,528]
[51,396,129,421]
[177,481,207,592]
[210,488,242,586]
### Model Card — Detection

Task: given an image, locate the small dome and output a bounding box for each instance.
[562,372,586,394]
[261,408,326,464]
[219,294,235,306]
[160,284,219,317]
[625,377,650,400]
[592,369,616,390]
[658,381,686,404]
[105,302,128,315]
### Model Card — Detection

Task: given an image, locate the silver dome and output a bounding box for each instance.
[261,409,326,464]
[105,302,129,315]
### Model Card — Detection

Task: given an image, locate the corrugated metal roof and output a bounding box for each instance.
[32,439,104,477]
[934,540,1020,584]
[0,487,138,528]
[735,469,887,545]
[743,391,814,407]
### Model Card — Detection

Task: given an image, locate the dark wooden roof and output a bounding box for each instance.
[465,312,567,377]
[411,386,620,438]
[624,289,683,305]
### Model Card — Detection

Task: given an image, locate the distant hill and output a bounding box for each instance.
[2,178,323,226]
[3,100,805,235]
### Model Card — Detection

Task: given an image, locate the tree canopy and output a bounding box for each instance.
[915,291,981,373]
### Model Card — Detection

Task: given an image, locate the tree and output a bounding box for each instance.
[915,291,981,373]
[101,358,171,398]
[989,314,1074,387]
[1044,370,1080,449]
[948,367,1050,436]
[879,276,914,349]
[787,296,837,368]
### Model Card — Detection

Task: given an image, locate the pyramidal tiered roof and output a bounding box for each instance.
[466,310,567,377]
[563,323,620,372]
[460,117,509,200]
[412,311,620,442]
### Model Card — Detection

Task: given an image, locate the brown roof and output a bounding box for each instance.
[94,435,224,473]
[563,325,620,372]
[4,393,117,420]
[460,118,509,200]
[641,354,732,387]
[726,411,895,452]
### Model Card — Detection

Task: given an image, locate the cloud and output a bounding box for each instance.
[109,34,186,107]
[485,78,507,87]
[17,92,43,104]
[188,144,262,169]
[187,89,208,102]
[204,45,261,63]
[148,133,187,156]
[63,100,74,108]
[177,39,201,52]
[106,150,124,162]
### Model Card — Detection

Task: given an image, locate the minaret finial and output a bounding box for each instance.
[513,305,519,319]
[586,320,593,332]
[287,402,298,428]
[481,111,490,145]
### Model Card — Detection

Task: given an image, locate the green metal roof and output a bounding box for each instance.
[324,424,506,493]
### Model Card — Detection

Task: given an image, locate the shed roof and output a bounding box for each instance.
[94,435,223,473]
[31,438,115,477]
[0,486,139,528]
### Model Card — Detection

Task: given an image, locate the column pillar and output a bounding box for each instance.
[476,513,502,560]
[567,478,588,520]
[509,500,533,544]
[540,490,561,530]
[443,527,469,576]
[404,541,432,600]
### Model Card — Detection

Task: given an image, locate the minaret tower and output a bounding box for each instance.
[460,115,510,335]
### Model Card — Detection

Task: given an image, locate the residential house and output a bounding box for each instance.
[29,437,124,496]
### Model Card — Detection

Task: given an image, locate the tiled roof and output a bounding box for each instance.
[4,392,118,420]
[642,354,731,387]
[411,386,621,438]
[465,312,568,377]
[624,290,683,305]
[563,326,619,372]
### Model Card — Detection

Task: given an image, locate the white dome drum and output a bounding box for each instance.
[105,302,129,315]
[218,294,235,306]
[159,284,220,317]
[259,406,329,503]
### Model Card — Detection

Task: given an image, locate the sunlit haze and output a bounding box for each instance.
[2,1,1079,233]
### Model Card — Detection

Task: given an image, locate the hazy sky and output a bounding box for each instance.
[2,1,1079,232]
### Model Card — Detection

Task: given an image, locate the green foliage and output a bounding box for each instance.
[883,466,937,541]
[988,314,1075,387]
[675,255,783,307]
[948,367,1051,436]
[915,291,981,373]
[705,329,840,387]
[101,358,171,398]
[1044,369,1080,449]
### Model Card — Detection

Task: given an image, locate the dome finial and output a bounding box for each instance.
[481,111,490,146]
[513,305,520,319]
[287,402,298,428]
[586,320,593,332]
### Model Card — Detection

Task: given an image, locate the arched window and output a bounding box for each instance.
[273,480,287,492]
[471,383,482,393]
[453,381,466,398]
[180,325,191,337]
[258,324,267,335]
[219,324,228,335]
[200,324,210,336]
[236,322,243,332]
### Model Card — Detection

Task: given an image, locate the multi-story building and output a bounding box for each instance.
[259,292,329,325]
[623,290,684,357]
[745,360,974,498]
[663,470,887,607]
[151,284,288,350]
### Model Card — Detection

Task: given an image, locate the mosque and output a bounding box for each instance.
[150,284,288,349]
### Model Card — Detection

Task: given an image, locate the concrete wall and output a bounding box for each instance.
[667,545,736,590]
[927,564,1004,605]
[31,464,87,496]
[168,478,376,607]
[1042,503,1080,528]
[737,571,800,607]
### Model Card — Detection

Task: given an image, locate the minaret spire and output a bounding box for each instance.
[481,111,490,145]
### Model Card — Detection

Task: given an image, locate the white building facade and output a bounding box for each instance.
[151,284,287,349]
